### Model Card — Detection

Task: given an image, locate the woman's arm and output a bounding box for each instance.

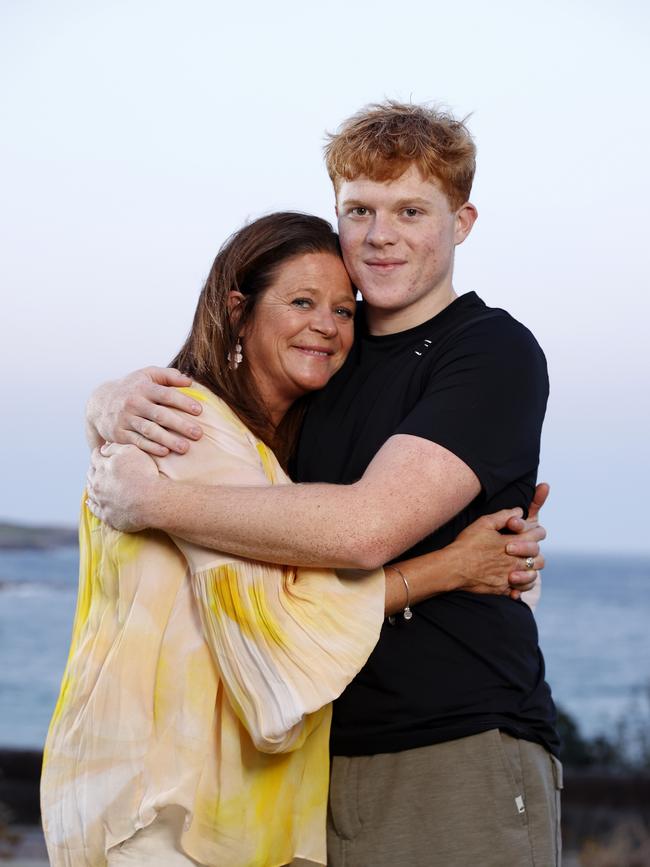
[386,499,546,615]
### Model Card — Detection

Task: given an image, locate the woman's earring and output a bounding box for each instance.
[228,339,243,371]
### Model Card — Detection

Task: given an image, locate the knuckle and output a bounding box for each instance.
[151,383,166,402]
[124,395,139,413]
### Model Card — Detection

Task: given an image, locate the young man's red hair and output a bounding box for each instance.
[324,100,476,210]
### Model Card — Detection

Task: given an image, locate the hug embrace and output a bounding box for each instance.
[41,101,559,867]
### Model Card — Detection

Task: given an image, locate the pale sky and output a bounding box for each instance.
[1,0,648,553]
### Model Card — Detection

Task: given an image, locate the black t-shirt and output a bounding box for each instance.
[293,292,559,757]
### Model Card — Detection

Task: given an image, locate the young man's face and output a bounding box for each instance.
[336,164,477,332]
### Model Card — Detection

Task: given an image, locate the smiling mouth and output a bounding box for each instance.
[364,260,406,271]
[293,346,334,358]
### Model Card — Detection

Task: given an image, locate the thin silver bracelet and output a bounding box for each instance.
[387,565,413,624]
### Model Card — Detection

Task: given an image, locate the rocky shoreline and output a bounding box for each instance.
[0,524,77,551]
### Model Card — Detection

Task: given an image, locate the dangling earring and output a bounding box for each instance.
[228,338,243,370]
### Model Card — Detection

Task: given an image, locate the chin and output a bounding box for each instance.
[297,374,331,394]
[359,286,408,306]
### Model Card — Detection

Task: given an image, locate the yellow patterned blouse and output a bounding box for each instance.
[41,384,384,867]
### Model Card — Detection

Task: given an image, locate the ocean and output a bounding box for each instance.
[1,547,648,749]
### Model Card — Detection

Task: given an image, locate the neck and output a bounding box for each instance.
[243,367,290,430]
[260,389,289,430]
[365,285,458,336]
[267,406,287,428]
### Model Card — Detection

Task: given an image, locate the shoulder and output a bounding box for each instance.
[155,383,259,480]
[415,301,549,406]
[445,301,547,369]
[457,298,542,344]
[175,383,275,457]
[176,383,253,438]
[171,382,286,485]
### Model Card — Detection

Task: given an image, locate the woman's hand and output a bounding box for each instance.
[448,484,549,599]
[85,443,163,532]
[385,485,549,614]
[85,367,203,456]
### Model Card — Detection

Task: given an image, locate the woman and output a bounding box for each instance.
[42,213,542,867]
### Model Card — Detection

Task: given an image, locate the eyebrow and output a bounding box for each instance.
[393,197,432,208]
[288,286,354,303]
[339,196,432,208]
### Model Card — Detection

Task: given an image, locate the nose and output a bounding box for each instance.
[365,213,398,247]
[308,306,338,338]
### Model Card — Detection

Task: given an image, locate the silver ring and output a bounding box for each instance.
[525,556,535,570]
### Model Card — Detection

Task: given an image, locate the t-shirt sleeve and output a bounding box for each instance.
[395,315,549,500]
[154,387,385,754]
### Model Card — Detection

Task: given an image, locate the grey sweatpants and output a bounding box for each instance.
[327,729,563,867]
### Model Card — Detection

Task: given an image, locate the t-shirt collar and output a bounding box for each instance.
[357,291,481,345]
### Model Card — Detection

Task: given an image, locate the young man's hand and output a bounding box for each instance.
[85,366,203,456]
[449,498,546,600]
[503,482,550,589]
[505,482,550,601]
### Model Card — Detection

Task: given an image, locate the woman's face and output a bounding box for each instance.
[240,252,355,422]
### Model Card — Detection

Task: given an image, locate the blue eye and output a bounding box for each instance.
[292,298,312,308]
[335,307,354,319]
[403,208,419,217]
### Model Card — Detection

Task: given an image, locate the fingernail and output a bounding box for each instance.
[191,404,201,414]
[190,427,201,438]
[506,544,515,554]
[176,441,188,453]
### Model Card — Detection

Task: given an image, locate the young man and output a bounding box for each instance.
[87,102,560,865]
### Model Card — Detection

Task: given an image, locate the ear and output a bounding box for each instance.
[454,202,478,246]
[227,291,246,334]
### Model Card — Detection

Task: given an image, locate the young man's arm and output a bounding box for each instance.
[87,433,480,570]
[87,315,547,572]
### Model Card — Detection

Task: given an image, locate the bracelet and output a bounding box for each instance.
[386,565,413,624]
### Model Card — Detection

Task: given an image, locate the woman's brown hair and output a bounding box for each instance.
[171,211,343,468]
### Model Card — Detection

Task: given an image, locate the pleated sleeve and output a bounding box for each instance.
[155,385,385,753]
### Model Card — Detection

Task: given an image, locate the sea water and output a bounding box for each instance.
[1,547,648,749]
